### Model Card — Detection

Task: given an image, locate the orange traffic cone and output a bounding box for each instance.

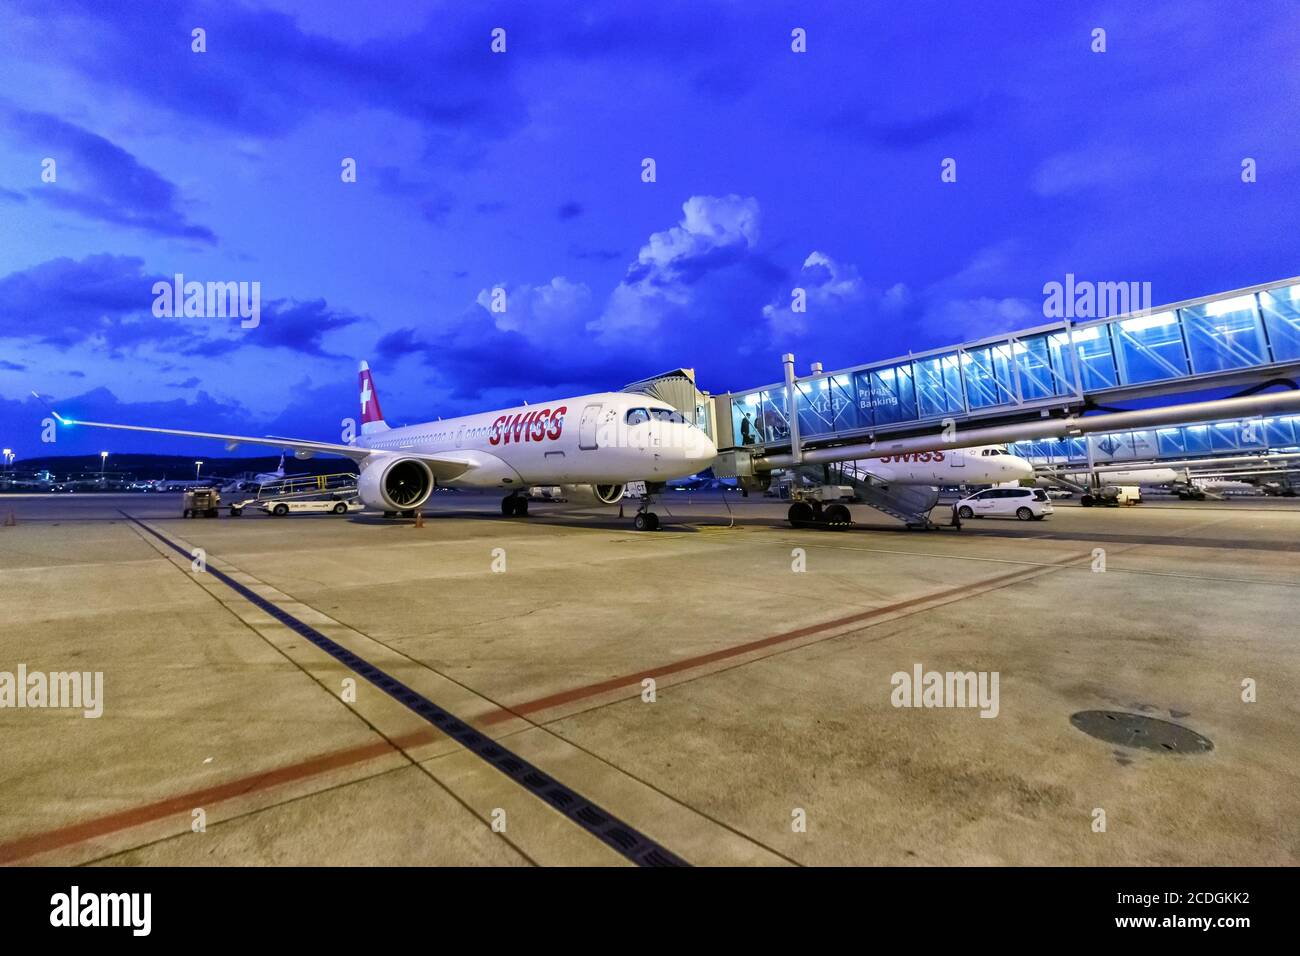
[414,510,424,529]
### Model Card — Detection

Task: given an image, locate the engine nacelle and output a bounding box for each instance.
[557,482,625,507]
[358,456,434,511]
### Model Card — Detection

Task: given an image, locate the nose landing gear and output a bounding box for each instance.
[501,493,529,517]
[631,486,664,531]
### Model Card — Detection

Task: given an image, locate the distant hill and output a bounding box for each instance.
[8,453,357,482]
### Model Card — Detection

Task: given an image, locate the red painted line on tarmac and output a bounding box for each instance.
[0,729,435,865]
[478,555,1082,726]
[1,553,1081,864]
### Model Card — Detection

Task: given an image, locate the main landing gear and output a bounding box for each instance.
[787,500,852,528]
[501,493,530,517]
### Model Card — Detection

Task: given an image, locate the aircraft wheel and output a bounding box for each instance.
[825,503,851,525]
[1016,507,1033,521]
[332,502,347,515]
[515,498,529,517]
[273,503,289,516]
[230,508,242,517]
[788,501,815,527]
[634,512,655,531]
[957,506,974,519]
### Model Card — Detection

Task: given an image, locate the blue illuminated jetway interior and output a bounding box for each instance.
[718,278,1300,453]
[1009,415,1300,466]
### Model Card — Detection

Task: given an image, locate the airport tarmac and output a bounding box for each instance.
[1,491,1297,866]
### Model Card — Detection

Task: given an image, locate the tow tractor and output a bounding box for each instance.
[1079,484,1142,507]
[182,488,221,518]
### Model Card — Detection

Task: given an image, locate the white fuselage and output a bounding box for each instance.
[1057,467,1182,486]
[865,446,1035,485]
[359,391,716,488]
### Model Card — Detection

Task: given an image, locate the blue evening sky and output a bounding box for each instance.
[1,0,1298,456]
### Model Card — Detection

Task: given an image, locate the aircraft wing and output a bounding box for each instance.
[54,415,473,481]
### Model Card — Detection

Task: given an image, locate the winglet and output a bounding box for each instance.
[31,391,69,424]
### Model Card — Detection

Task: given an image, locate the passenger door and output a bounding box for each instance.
[579,403,602,450]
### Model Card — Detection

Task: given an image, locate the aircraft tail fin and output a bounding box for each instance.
[358,360,389,435]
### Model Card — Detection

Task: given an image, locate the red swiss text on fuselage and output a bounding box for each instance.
[488,405,567,445]
[878,451,946,464]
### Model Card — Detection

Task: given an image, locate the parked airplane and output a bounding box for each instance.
[1036,466,1185,489]
[220,453,307,494]
[782,444,1035,527]
[864,445,1035,485]
[56,361,719,530]
[254,453,289,484]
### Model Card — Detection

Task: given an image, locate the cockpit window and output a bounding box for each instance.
[981,448,1005,456]
[649,408,686,423]
[625,408,650,426]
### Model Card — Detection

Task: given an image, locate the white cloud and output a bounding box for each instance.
[476,276,592,339]
[762,249,865,337]
[590,194,760,340]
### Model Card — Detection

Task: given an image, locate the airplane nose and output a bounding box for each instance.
[1011,456,1035,480]
[687,427,718,470]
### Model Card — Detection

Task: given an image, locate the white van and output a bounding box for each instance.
[955,487,1054,521]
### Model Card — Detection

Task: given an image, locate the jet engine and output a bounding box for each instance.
[557,483,625,506]
[358,456,434,511]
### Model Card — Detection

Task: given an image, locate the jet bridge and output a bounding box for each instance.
[712,276,1300,526]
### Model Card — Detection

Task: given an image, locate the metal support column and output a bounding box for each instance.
[783,352,802,466]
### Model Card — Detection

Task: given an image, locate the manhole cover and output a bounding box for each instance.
[1070,710,1213,754]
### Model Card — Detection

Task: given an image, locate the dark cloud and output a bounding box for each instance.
[826,103,981,149]
[569,246,623,262]
[0,359,26,371]
[370,165,428,198]
[420,198,454,225]
[10,0,529,160]
[256,299,361,357]
[167,377,201,388]
[0,255,361,358]
[0,254,167,347]
[557,200,583,220]
[179,298,362,359]
[0,104,216,241]
[377,309,644,402]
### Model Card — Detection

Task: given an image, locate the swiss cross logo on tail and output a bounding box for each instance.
[358,360,388,435]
